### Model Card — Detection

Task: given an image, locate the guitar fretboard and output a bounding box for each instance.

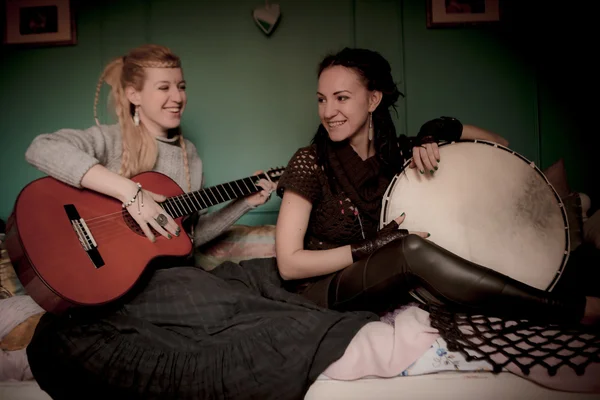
[160,173,267,218]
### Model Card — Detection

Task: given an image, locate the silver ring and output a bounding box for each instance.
[155,213,168,227]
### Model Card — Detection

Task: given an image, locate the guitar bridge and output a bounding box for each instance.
[64,204,105,268]
[71,219,95,250]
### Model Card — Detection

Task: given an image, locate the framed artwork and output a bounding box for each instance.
[3,0,76,47]
[427,0,501,28]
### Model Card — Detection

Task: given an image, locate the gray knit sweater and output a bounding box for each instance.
[25,123,252,247]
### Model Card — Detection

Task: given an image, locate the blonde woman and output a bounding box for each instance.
[24,44,377,399]
[26,45,273,245]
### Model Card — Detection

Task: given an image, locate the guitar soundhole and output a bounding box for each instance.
[122,211,159,237]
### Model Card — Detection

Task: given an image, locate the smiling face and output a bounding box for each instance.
[317,65,381,143]
[127,67,187,137]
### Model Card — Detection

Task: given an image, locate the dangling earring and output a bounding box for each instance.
[368,112,373,141]
[133,106,140,127]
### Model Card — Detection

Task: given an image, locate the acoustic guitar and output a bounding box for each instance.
[5,168,285,314]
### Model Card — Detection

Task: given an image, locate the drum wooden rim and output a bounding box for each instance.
[380,139,570,292]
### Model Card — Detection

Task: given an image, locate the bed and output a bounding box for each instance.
[2,364,600,399]
[2,159,600,399]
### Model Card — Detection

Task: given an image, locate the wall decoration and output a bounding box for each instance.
[3,0,76,47]
[427,0,500,28]
[252,1,281,36]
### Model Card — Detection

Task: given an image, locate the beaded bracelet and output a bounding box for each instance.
[122,183,143,208]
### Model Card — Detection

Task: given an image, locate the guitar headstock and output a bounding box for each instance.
[266,166,286,182]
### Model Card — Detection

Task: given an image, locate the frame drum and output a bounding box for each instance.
[380,140,569,302]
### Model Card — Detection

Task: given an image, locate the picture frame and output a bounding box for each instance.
[3,0,76,47]
[426,0,501,28]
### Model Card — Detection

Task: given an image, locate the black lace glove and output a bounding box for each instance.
[416,116,463,145]
[350,220,409,262]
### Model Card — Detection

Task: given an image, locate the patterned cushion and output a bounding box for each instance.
[0,312,43,351]
[542,159,584,251]
[562,193,584,251]
[543,158,571,198]
[584,210,600,249]
[194,225,276,271]
[0,248,25,297]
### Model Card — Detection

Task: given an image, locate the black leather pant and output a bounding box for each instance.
[328,235,587,324]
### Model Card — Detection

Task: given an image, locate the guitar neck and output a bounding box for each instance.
[160,173,268,218]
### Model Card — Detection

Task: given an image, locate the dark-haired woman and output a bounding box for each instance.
[275,47,600,326]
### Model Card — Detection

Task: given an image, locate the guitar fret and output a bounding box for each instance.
[241,178,251,193]
[196,191,209,208]
[180,194,194,214]
[224,182,237,199]
[169,200,180,217]
[189,192,203,210]
[172,197,185,217]
[226,182,237,198]
[185,193,199,212]
[233,180,245,196]
[215,185,229,201]
[211,186,225,203]
[213,186,225,203]
[207,188,219,204]
[200,191,214,207]
[162,201,174,216]
[161,168,283,217]
[175,195,189,214]
[220,184,233,201]
[244,177,259,193]
[159,203,167,217]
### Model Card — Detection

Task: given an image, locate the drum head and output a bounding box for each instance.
[381,140,569,292]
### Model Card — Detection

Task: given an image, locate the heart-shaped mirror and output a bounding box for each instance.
[252,2,281,36]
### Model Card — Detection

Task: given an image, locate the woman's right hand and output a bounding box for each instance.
[393,213,429,239]
[122,184,180,242]
[350,213,429,262]
[78,166,180,243]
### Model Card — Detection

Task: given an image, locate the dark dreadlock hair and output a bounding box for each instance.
[311,48,405,192]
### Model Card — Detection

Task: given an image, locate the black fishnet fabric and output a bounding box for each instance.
[428,304,600,377]
[277,145,382,251]
[276,146,322,205]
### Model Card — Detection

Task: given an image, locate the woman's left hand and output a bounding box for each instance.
[409,142,440,175]
[245,170,277,207]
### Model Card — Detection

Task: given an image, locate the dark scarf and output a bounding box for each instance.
[327,140,392,227]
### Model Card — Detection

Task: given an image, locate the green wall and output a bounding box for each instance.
[0,0,592,225]
[402,0,539,160]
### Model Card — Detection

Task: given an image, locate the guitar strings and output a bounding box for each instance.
[82,191,201,230]
[82,175,265,229]
[91,222,138,244]
[82,213,169,244]
[77,173,274,245]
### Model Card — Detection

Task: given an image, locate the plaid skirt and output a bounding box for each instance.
[26,258,377,400]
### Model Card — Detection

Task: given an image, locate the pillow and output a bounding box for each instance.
[562,192,584,251]
[0,296,44,339]
[195,224,276,271]
[0,287,11,300]
[579,192,591,222]
[542,159,584,251]
[543,158,571,198]
[0,349,34,381]
[0,312,43,351]
[584,210,600,249]
[0,296,45,381]
[0,249,25,297]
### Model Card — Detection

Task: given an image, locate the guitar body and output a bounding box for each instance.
[5,172,193,314]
